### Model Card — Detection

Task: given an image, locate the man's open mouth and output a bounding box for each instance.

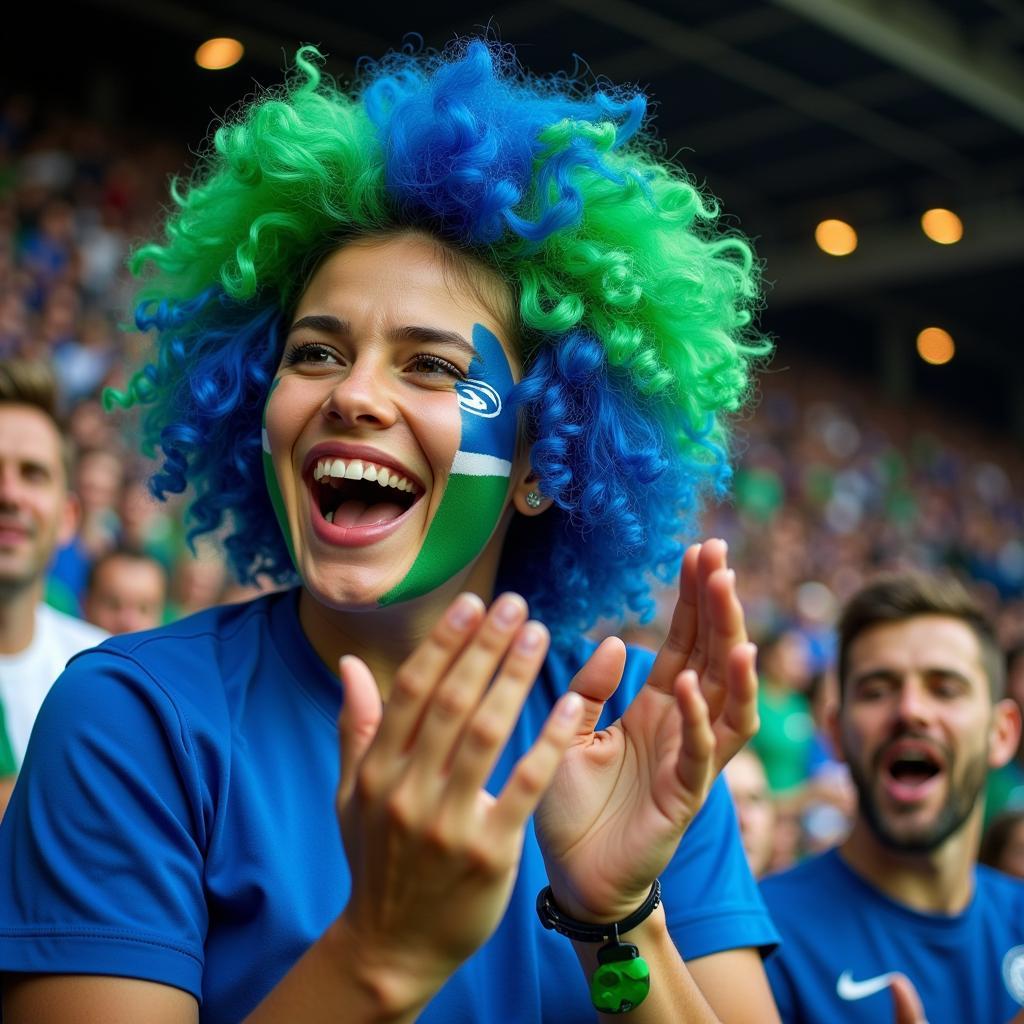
[311,456,421,528]
[880,741,944,795]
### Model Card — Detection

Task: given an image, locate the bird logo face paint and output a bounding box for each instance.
[456,379,502,418]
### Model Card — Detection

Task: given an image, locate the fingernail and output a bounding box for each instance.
[494,593,526,626]
[558,692,582,719]
[515,622,546,652]
[448,594,478,630]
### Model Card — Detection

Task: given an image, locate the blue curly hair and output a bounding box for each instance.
[112,38,768,645]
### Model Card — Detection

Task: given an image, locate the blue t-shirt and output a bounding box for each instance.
[760,847,1024,1024]
[0,589,777,1022]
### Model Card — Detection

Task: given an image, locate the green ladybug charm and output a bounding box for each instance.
[590,940,651,1013]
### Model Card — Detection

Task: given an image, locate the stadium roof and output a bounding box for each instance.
[17,1,1024,436]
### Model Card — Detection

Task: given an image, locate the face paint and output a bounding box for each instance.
[380,322,518,605]
[262,377,299,570]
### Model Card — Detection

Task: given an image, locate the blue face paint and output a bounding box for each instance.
[380,323,518,605]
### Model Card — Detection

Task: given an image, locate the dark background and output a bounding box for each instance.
[11,0,1024,437]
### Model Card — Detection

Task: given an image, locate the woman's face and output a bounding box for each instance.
[263,233,524,610]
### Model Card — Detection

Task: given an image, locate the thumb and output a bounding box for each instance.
[336,655,383,806]
[567,637,626,736]
[890,974,927,1024]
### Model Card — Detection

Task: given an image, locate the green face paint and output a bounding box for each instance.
[380,323,518,605]
[261,377,298,570]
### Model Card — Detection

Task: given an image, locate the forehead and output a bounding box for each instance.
[725,750,768,791]
[96,557,165,592]
[296,234,519,365]
[847,615,986,684]
[0,404,64,470]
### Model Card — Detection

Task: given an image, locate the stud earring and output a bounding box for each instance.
[525,490,543,510]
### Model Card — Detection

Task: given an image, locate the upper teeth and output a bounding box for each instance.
[312,457,416,493]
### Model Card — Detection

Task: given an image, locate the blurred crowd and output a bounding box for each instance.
[4,91,1024,884]
[0,94,261,632]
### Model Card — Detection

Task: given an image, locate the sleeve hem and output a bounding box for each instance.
[666,906,781,961]
[0,930,203,1002]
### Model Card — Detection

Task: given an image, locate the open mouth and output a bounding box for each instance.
[880,741,944,798]
[887,752,941,785]
[311,456,421,528]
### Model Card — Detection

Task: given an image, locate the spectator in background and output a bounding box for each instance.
[0,360,106,816]
[724,747,776,877]
[164,549,227,621]
[985,642,1024,825]
[761,573,1024,1023]
[48,445,123,608]
[752,628,814,797]
[800,670,855,855]
[980,809,1024,880]
[82,547,166,635]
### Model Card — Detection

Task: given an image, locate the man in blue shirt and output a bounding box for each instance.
[761,572,1024,1024]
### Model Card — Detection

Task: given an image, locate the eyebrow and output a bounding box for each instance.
[850,666,976,689]
[288,316,480,363]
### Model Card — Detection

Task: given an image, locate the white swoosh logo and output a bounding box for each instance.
[836,970,899,1000]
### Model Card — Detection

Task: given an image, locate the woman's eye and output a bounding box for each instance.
[408,354,466,380]
[283,342,339,367]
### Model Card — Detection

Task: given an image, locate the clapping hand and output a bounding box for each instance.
[535,539,759,921]
[333,592,583,1006]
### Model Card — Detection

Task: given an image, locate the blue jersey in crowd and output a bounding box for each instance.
[0,588,777,1023]
[760,846,1024,1024]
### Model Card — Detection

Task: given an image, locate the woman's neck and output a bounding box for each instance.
[297,587,451,694]
[296,544,507,697]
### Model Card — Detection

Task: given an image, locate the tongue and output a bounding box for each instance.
[333,500,407,528]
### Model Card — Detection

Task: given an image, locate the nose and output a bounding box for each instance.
[894,677,932,728]
[321,362,398,430]
[0,464,22,507]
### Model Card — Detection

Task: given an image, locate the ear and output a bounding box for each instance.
[988,698,1023,770]
[510,469,552,517]
[826,698,848,765]
[57,490,81,547]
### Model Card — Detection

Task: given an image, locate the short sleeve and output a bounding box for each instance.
[0,649,210,999]
[763,946,800,1023]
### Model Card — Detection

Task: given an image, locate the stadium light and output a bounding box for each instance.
[195,38,244,71]
[916,326,955,365]
[921,208,963,245]
[814,219,857,256]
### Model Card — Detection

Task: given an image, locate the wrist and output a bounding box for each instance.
[325,915,446,1021]
[544,881,657,926]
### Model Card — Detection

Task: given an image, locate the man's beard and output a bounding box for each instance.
[845,734,989,854]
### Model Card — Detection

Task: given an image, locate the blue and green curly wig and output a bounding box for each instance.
[113,38,769,645]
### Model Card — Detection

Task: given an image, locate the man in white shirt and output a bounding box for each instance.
[0,361,107,816]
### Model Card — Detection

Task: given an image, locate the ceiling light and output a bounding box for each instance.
[195,38,244,71]
[916,327,955,365]
[920,208,963,245]
[814,219,857,257]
